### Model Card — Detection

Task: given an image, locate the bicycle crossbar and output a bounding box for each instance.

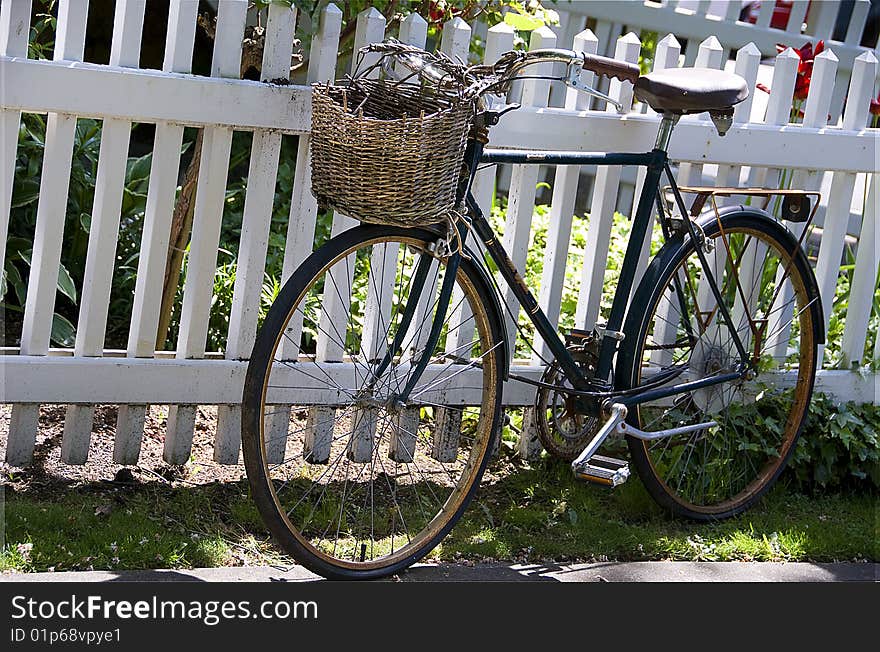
[480,149,656,166]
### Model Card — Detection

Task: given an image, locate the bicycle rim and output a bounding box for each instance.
[243,229,501,577]
[624,216,819,518]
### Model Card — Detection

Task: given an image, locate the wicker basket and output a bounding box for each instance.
[310,78,474,227]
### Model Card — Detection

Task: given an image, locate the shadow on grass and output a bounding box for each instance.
[2,457,877,574]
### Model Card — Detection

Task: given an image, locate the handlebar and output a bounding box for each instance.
[362,41,641,109]
[494,48,640,85]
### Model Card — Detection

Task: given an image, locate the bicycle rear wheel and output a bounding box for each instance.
[242,225,503,579]
[618,209,821,520]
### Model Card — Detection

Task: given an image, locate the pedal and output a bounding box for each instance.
[573,455,630,487]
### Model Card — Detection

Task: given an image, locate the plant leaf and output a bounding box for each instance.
[504,11,544,31]
[57,263,77,304]
[4,261,26,305]
[50,312,76,347]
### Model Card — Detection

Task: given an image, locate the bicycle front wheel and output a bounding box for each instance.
[618,209,822,520]
[242,225,504,579]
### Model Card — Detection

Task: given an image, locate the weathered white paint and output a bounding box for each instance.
[6,0,90,465]
[165,2,247,464]
[0,0,32,275]
[214,4,297,464]
[2,356,873,405]
[501,26,557,352]
[815,51,877,365]
[574,32,642,332]
[1,57,312,134]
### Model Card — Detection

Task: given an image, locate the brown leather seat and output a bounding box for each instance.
[634,68,748,114]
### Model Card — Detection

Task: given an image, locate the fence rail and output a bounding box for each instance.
[1,1,877,467]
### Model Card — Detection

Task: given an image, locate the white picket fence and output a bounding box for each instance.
[0,1,877,468]
[530,0,880,223]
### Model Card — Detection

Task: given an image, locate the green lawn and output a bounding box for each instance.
[2,456,876,573]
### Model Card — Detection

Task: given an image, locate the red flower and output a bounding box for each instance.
[870,91,880,117]
[773,40,824,101]
[427,1,463,29]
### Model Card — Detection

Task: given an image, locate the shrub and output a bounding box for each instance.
[787,394,880,491]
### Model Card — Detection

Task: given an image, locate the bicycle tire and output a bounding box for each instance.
[242,224,504,579]
[617,208,822,520]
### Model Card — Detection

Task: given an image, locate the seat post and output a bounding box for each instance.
[654,113,680,152]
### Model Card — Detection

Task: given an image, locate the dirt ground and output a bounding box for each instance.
[0,404,248,493]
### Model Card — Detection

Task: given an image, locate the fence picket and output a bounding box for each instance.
[519,30,599,459]
[378,13,433,463]
[840,173,878,366]
[755,0,774,28]
[265,3,342,464]
[845,0,871,44]
[573,32,641,333]
[307,7,385,464]
[431,22,515,460]
[496,26,558,460]
[0,0,31,277]
[628,33,681,302]
[213,3,296,464]
[767,47,838,359]
[814,51,877,364]
[164,2,248,464]
[676,36,725,187]
[786,0,809,34]
[6,0,89,466]
[531,29,599,363]
[715,41,763,201]
[501,26,558,352]
[61,0,146,464]
[114,3,198,464]
[470,24,515,220]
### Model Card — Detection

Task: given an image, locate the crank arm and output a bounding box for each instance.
[571,402,717,476]
[619,419,717,441]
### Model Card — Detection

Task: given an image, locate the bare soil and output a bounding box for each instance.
[0,404,247,495]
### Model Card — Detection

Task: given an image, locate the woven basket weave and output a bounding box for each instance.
[310,78,474,227]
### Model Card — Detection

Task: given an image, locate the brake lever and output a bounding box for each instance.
[565,60,623,112]
[485,102,521,125]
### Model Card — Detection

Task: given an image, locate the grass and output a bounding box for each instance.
[2,456,876,573]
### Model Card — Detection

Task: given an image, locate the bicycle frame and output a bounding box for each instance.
[384,116,751,411]
[450,130,751,409]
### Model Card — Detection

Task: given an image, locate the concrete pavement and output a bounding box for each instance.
[2,561,876,582]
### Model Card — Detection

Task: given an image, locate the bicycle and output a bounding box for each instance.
[241,42,824,579]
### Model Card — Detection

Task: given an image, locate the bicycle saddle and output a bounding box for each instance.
[634,68,748,114]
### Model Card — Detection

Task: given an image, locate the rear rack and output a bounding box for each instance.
[675,185,821,223]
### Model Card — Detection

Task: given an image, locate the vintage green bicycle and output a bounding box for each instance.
[241,42,823,579]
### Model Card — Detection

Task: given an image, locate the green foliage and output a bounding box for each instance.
[3,115,97,347]
[489,196,664,359]
[27,0,57,60]
[502,1,559,31]
[638,30,659,75]
[789,395,880,491]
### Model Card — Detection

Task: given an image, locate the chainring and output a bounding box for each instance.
[534,360,601,461]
